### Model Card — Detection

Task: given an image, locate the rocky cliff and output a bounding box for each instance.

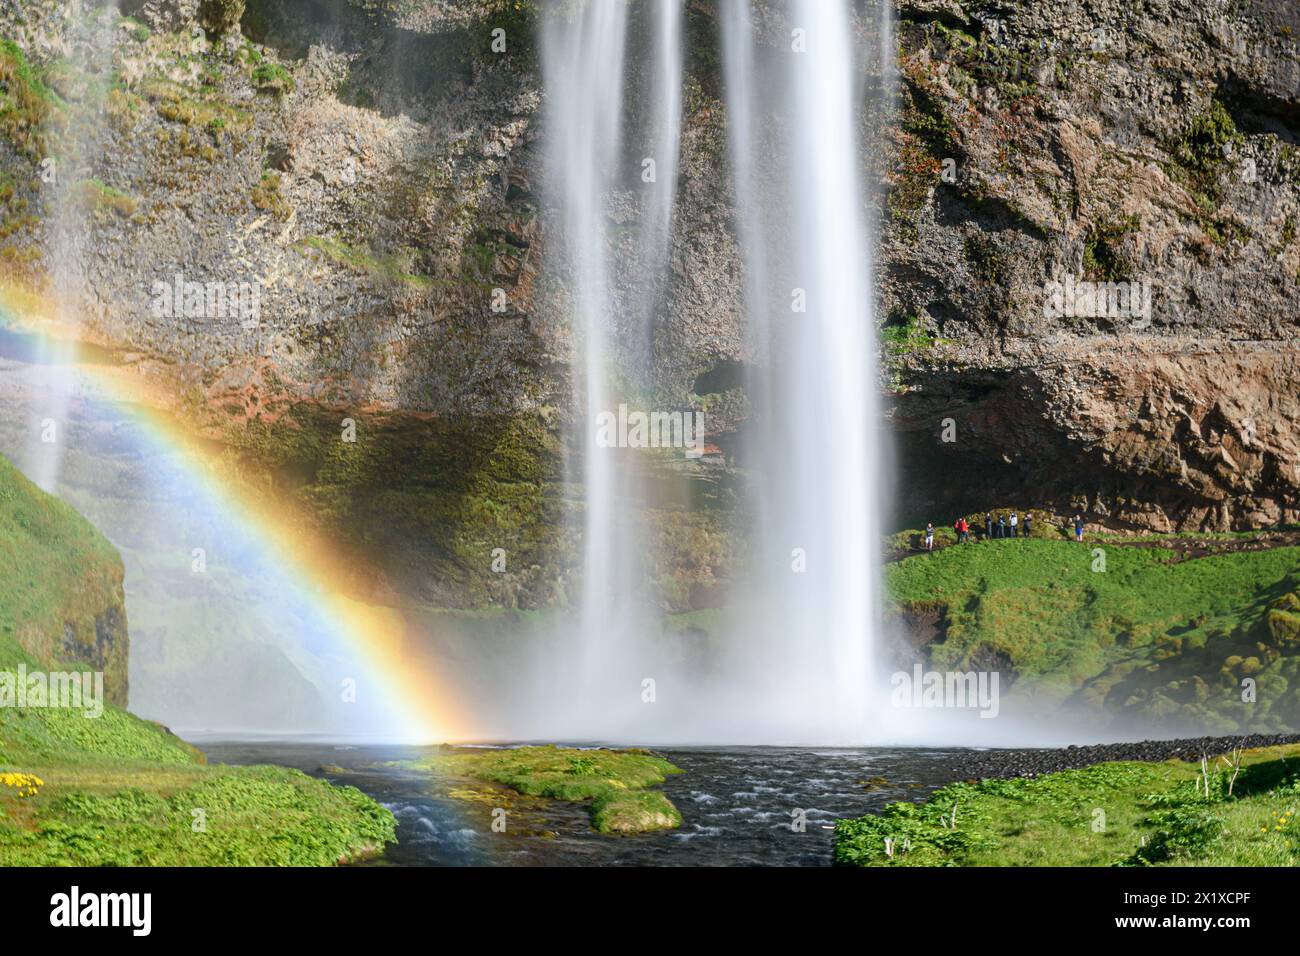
[883,0,1300,534]
[1,0,1297,613]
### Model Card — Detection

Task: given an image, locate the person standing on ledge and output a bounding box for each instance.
[925,522,935,551]
[1074,514,1085,542]
[996,514,1006,538]
[1023,511,1033,537]
[984,511,993,539]
[1009,511,1019,537]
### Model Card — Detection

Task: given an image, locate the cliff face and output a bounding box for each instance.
[883,0,1300,532]
[1,0,1297,610]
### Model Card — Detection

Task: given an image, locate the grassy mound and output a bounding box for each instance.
[0,453,129,700]
[886,536,1300,731]
[834,743,1300,867]
[0,453,396,865]
[408,745,684,834]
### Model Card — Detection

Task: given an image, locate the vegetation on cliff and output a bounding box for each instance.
[0,37,59,160]
[223,405,570,609]
[0,452,129,702]
[835,743,1300,867]
[886,534,1300,731]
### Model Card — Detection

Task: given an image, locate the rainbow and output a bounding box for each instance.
[0,282,464,743]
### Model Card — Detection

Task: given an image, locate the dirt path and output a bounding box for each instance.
[887,529,1300,564]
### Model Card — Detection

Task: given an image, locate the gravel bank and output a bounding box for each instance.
[951,733,1300,780]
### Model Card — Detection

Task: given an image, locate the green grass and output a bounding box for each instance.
[0,453,128,696]
[293,236,435,289]
[71,178,138,219]
[250,61,294,95]
[0,760,395,866]
[0,453,397,865]
[0,38,62,159]
[405,745,684,833]
[835,744,1300,867]
[886,537,1300,730]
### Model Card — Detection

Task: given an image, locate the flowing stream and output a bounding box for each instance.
[201,739,966,866]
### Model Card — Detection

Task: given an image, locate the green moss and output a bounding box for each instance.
[881,312,949,392]
[1175,101,1242,174]
[591,789,682,833]
[199,0,246,36]
[222,406,566,609]
[293,236,435,289]
[836,744,1300,867]
[250,61,294,95]
[251,171,290,220]
[405,745,683,834]
[0,453,127,697]
[1164,101,1250,249]
[71,178,138,218]
[463,0,539,68]
[116,15,151,44]
[886,536,1300,730]
[0,38,61,160]
[156,96,250,137]
[888,81,955,236]
[1083,215,1140,281]
[1265,593,1300,647]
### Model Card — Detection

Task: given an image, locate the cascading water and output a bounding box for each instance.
[528,0,887,744]
[535,1,684,738]
[712,0,885,744]
[21,6,120,493]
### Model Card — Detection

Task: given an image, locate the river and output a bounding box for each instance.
[200,740,974,866]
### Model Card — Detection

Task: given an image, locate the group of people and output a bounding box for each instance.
[923,512,1086,550]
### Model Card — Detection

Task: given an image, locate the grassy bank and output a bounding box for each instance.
[835,743,1300,866]
[0,453,397,865]
[886,536,1300,730]
[404,745,684,834]
[0,453,129,701]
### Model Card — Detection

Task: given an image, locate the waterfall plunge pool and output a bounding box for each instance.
[199,740,973,866]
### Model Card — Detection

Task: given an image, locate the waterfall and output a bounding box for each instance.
[716,0,886,744]
[528,0,886,744]
[537,1,684,738]
[23,5,120,494]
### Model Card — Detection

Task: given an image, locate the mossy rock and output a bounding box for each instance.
[199,0,246,35]
[250,61,294,95]
[405,745,684,834]
[1265,605,1300,648]
[591,790,682,834]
